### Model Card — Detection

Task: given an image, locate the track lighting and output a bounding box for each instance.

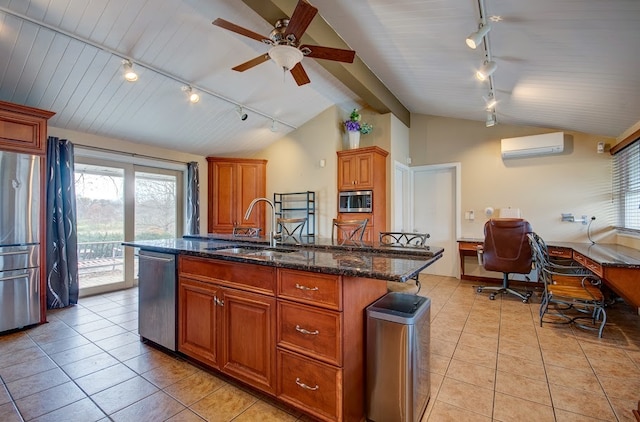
[122,59,138,82]
[181,86,200,103]
[483,92,497,110]
[466,23,491,49]
[236,106,248,121]
[476,60,497,81]
[486,110,497,127]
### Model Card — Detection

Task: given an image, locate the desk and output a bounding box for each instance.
[458,239,640,309]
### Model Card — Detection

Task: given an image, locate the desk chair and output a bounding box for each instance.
[379,232,430,294]
[332,218,368,245]
[476,218,534,302]
[529,232,606,337]
[277,217,307,244]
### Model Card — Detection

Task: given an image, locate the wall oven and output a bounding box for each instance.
[339,190,373,213]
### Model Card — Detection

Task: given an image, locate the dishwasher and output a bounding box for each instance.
[138,250,177,351]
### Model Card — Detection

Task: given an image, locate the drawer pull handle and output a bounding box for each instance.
[295,283,319,291]
[295,325,319,335]
[214,296,224,306]
[295,378,319,391]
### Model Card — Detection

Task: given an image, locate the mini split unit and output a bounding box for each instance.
[501,132,564,159]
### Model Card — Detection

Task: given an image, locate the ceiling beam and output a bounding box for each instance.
[240,0,410,127]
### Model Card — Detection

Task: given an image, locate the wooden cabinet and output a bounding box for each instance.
[178,256,277,394]
[207,157,267,234]
[0,100,54,155]
[276,268,388,422]
[336,147,388,242]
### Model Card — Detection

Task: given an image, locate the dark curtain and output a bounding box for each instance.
[186,161,200,235]
[46,137,79,308]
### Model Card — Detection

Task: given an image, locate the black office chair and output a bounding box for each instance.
[476,218,534,302]
[332,218,368,245]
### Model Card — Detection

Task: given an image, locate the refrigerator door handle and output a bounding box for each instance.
[0,250,30,257]
[138,254,174,263]
[0,273,30,282]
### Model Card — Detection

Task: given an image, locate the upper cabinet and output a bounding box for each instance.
[337,146,388,191]
[207,157,267,234]
[0,100,55,155]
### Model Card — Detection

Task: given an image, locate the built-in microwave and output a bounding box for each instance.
[339,190,373,213]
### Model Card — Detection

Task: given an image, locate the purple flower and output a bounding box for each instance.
[345,120,361,132]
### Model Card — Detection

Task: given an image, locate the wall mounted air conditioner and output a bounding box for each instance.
[501,132,564,159]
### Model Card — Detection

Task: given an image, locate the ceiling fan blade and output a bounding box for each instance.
[290,63,311,86]
[300,45,356,63]
[212,18,267,43]
[285,0,318,42]
[232,54,270,72]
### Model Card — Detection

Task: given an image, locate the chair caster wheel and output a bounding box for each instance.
[477,287,483,293]
[522,298,529,303]
[489,294,496,300]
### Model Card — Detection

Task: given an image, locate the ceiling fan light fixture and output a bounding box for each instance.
[466,23,491,49]
[181,86,200,103]
[122,59,138,82]
[476,60,497,81]
[268,45,303,71]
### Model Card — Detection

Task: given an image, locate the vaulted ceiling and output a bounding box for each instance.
[1,0,639,156]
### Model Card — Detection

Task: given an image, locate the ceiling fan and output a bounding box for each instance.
[212,0,356,86]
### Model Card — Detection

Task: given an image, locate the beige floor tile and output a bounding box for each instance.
[37,333,92,355]
[75,362,137,395]
[457,331,498,352]
[589,355,640,379]
[190,383,258,421]
[496,353,546,381]
[498,337,542,362]
[445,359,496,390]
[93,332,140,351]
[165,408,206,421]
[607,396,640,422]
[30,397,106,422]
[430,324,462,343]
[82,325,129,342]
[14,381,86,420]
[107,340,153,362]
[61,351,120,379]
[493,392,554,422]
[110,390,185,421]
[549,383,617,421]
[142,360,198,389]
[0,344,48,370]
[0,385,10,405]
[48,343,103,366]
[424,399,492,421]
[436,377,493,417]
[163,370,228,406]
[430,338,457,359]
[5,367,70,400]
[232,400,298,422]
[580,340,632,362]
[91,375,159,415]
[71,318,114,334]
[495,370,551,406]
[541,348,592,372]
[0,355,57,383]
[452,343,498,369]
[545,363,603,394]
[430,354,451,375]
[123,348,176,374]
[597,374,640,401]
[554,408,611,421]
[0,402,22,422]
[0,333,36,355]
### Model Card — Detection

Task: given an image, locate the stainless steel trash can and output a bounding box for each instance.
[366,292,431,422]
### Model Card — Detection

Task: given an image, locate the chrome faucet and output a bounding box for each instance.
[244,197,279,247]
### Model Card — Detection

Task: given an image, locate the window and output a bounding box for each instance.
[612,139,640,231]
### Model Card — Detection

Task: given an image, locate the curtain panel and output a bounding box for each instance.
[46,137,79,308]
[186,161,200,235]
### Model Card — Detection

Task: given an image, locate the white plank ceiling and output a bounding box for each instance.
[0,0,639,156]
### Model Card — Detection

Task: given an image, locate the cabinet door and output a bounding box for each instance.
[178,278,220,369]
[337,155,357,190]
[0,103,54,155]
[220,288,276,394]
[209,161,236,233]
[237,162,265,228]
[353,152,374,189]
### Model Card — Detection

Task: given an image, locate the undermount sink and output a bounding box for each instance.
[249,248,297,257]
[206,246,297,257]
[205,246,263,254]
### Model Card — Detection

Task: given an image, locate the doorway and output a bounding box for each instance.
[410,163,460,277]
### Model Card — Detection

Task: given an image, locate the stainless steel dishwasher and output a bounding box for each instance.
[138,250,177,351]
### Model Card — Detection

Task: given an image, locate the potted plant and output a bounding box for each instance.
[344,109,372,149]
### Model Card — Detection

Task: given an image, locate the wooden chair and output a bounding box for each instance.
[332,218,368,245]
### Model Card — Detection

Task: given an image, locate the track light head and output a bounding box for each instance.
[122,59,138,82]
[466,23,491,49]
[476,60,497,81]
[236,106,248,121]
[270,119,278,132]
[485,110,497,127]
[181,86,200,103]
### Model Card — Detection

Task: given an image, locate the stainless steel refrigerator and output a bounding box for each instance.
[0,150,41,332]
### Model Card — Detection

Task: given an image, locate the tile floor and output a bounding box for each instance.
[1,275,639,421]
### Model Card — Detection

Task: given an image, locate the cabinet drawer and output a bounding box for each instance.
[179,256,276,295]
[277,349,342,422]
[573,252,604,277]
[548,246,572,259]
[278,269,341,310]
[278,301,341,366]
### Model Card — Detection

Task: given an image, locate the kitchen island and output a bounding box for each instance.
[123,236,443,422]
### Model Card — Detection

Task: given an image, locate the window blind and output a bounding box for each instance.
[612,139,640,230]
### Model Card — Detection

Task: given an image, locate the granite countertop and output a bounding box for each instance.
[123,236,444,283]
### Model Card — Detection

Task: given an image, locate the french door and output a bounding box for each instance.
[74,158,183,296]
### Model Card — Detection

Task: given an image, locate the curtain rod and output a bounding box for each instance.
[0,6,297,130]
[75,144,191,166]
